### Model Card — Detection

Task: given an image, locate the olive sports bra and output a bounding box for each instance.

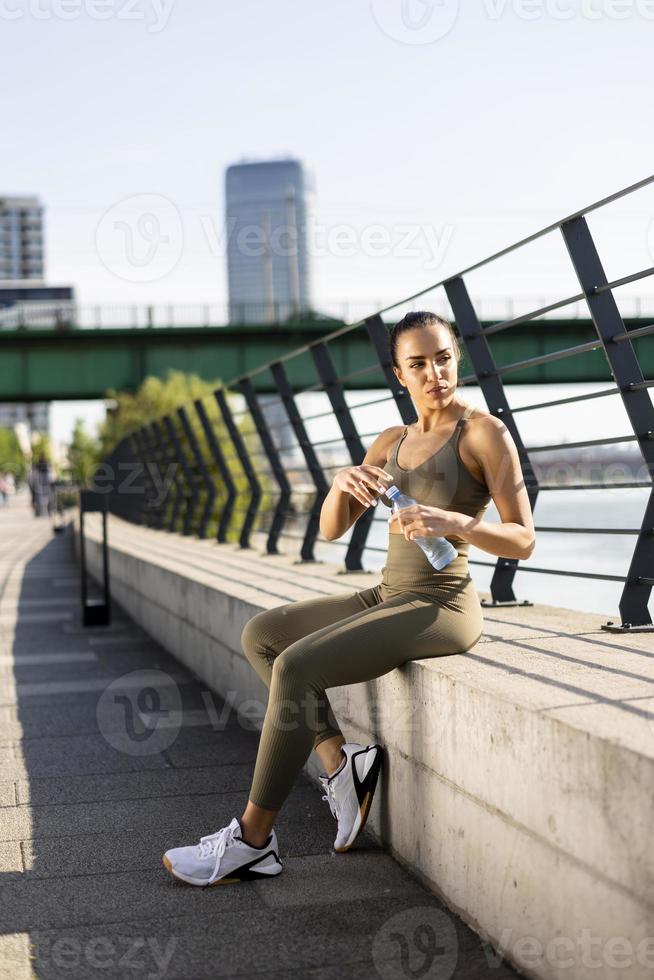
[378,404,492,537]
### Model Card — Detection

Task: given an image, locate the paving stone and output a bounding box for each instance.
[0,733,174,780]
[0,780,16,806]
[14,761,256,807]
[24,897,520,980]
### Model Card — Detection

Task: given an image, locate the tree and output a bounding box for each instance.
[98,369,224,456]
[0,428,27,483]
[65,418,102,487]
[95,369,277,541]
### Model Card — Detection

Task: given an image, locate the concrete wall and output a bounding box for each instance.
[74,514,654,980]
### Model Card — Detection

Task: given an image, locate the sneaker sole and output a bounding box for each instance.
[334,744,383,853]
[162,853,283,886]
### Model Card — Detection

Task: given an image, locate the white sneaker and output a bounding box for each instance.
[162,816,283,886]
[319,742,383,853]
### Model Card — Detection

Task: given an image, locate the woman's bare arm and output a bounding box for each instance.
[453,417,536,560]
[319,428,401,541]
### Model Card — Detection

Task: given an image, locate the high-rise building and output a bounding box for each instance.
[0,195,45,280]
[225,158,313,324]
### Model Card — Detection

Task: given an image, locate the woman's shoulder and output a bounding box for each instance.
[463,403,498,433]
[381,424,407,462]
[461,405,510,483]
[362,424,406,469]
[464,402,492,420]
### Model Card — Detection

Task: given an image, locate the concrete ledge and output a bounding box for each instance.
[74,513,654,980]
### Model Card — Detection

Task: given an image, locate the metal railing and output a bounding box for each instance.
[2,294,654,331]
[97,175,654,632]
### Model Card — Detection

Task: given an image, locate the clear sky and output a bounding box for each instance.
[3,0,654,441]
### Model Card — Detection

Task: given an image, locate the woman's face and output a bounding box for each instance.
[393,326,458,406]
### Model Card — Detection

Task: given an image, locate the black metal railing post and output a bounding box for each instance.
[237,378,292,555]
[105,436,147,525]
[79,489,111,627]
[310,341,375,572]
[270,360,331,563]
[163,413,198,536]
[194,398,237,543]
[561,216,654,628]
[214,387,262,549]
[177,405,216,539]
[130,430,158,526]
[141,424,169,529]
[150,419,183,533]
[445,276,538,608]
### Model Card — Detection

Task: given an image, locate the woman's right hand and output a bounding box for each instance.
[333,464,393,508]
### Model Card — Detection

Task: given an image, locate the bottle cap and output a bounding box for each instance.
[386,485,400,499]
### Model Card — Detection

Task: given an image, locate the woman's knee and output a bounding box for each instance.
[268,646,322,738]
[241,610,273,659]
[240,607,289,666]
[270,642,314,687]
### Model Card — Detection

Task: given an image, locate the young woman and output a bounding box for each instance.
[163,310,536,886]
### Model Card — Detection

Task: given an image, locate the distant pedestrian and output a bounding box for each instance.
[0,473,8,507]
[29,457,54,518]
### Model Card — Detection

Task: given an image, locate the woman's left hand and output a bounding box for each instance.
[389,504,461,541]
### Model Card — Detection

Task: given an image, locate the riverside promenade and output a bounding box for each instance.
[0,491,523,980]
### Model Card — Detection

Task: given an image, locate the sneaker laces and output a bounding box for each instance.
[198,825,237,884]
[321,779,340,820]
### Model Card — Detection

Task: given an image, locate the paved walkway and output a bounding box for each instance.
[0,490,521,980]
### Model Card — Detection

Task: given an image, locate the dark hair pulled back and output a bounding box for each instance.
[389,311,461,371]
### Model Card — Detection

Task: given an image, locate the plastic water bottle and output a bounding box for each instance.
[386,485,458,571]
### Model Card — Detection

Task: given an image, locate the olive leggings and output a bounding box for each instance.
[240,578,483,811]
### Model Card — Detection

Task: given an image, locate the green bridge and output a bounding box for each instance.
[1,316,652,401]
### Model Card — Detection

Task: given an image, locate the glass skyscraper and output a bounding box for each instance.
[225,158,313,324]
[0,195,44,280]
